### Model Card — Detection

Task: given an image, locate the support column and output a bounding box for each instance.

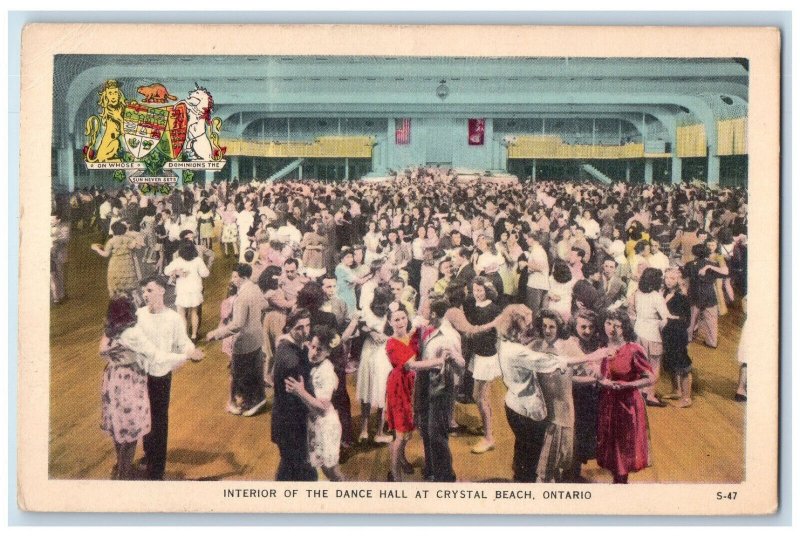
[229,155,240,181]
[531,159,537,182]
[644,159,654,184]
[485,118,494,170]
[58,143,75,192]
[299,164,303,180]
[707,154,720,187]
[671,155,682,184]
[204,171,214,189]
[371,136,384,175]
[387,118,395,171]
[625,161,631,182]
[345,157,350,180]
[251,158,257,181]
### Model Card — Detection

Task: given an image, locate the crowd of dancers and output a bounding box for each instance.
[52,166,749,483]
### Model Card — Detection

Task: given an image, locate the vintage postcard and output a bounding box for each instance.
[17,24,780,515]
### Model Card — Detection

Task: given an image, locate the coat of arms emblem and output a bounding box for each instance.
[83,80,226,193]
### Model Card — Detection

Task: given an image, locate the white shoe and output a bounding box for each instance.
[373,433,393,444]
[242,398,267,417]
[471,439,495,454]
[226,401,242,415]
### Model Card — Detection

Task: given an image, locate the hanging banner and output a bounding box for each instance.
[395,118,411,145]
[468,118,486,145]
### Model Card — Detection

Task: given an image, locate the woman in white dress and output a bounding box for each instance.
[236,201,255,263]
[630,267,676,406]
[219,201,240,258]
[547,261,576,323]
[164,241,209,341]
[363,220,383,263]
[285,326,345,481]
[605,227,631,282]
[356,284,394,444]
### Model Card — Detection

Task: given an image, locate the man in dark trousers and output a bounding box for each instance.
[206,264,268,416]
[135,275,199,479]
[407,298,465,482]
[449,246,476,404]
[272,308,318,481]
[568,309,603,482]
[571,263,602,315]
[450,246,476,294]
[685,243,728,348]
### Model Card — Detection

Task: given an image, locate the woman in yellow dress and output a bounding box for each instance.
[705,238,729,316]
[91,221,143,298]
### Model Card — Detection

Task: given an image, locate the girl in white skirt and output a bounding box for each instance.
[285,326,346,481]
[463,277,503,454]
[164,241,209,341]
[356,284,394,444]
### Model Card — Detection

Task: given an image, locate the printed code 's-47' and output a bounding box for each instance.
[716,492,738,500]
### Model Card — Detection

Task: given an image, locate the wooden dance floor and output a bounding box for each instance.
[49,229,746,483]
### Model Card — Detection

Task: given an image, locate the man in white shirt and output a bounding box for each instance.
[576,210,601,241]
[648,240,670,272]
[277,218,302,247]
[136,275,199,480]
[163,209,183,265]
[407,297,465,482]
[98,196,112,238]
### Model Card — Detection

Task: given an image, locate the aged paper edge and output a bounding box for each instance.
[17,23,780,515]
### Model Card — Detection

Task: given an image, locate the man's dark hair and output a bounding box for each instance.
[691,243,710,259]
[638,268,664,294]
[235,263,253,279]
[140,274,168,290]
[429,297,450,320]
[581,263,600,279]
[284,308,312,332]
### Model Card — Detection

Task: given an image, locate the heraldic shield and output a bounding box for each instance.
[122,102,189,160]
[122,102,169,159]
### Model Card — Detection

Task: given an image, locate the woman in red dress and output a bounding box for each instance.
[596,309,654,484]
[384,301,420,481]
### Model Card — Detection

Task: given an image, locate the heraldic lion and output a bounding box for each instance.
[85,80,127,163]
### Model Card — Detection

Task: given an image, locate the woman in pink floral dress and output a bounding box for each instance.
[100,295,202,479]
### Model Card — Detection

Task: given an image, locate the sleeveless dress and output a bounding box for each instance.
[307,360,342,468]
[385,332,420,433]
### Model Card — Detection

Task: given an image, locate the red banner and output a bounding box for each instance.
[468,118,486,145]
[395,118,411,145]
